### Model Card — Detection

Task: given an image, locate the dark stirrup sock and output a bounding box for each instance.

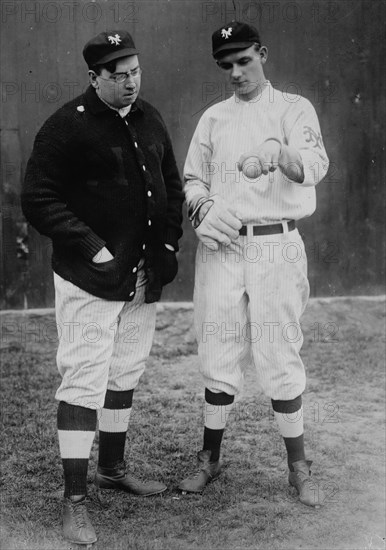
[203,388,235,463]
[98,389,134,468]
[57,401,97,498]
[271,395,305,471]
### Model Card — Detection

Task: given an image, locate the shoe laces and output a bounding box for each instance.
[298,474,318,494]
[71,499,88,529]
[192,470,202,479]
[191,465,214,480]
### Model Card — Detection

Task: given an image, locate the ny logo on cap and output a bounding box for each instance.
[221,27,232,39]
[108,34,122,46]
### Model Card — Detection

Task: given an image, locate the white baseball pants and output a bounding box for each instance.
[194,228,309,400]
[54,271,156,409]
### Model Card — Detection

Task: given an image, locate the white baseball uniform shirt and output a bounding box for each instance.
[184,81,329,223]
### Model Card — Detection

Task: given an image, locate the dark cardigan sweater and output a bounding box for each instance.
[22,86,184,303]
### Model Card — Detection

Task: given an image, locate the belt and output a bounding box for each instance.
[239,220,296,236]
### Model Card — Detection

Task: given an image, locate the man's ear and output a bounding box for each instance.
[260,46,268,64]
[88,70,98,88]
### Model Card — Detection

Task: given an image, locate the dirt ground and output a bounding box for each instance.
[0,297,385,550]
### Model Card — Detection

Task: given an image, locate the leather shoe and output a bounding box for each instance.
[63,496,97,545]
[289,459,326,507]
[95,460,167,496]
[179,450,221,493]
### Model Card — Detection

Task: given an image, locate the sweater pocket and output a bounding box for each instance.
[89,256,116,271]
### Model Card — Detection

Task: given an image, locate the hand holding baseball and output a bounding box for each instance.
[238,139,282,179]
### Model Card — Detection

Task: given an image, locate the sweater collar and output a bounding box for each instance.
[84,85,143,116]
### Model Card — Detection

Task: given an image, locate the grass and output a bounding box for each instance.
[0,297,385,550]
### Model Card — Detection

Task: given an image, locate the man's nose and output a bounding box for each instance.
[125,77,135,87]
[230,65,242,79]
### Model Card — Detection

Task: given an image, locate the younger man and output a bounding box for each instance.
[180,21,329,507]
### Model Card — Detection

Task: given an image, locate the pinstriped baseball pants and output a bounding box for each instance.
[53,271,156,409]
[194,228,309,400]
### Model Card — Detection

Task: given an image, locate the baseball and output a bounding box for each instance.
[241,157,262,179]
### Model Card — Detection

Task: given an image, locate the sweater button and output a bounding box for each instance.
[147,190,152,197]
[129,291,135,297]
[142,244,146,250]
[134,141,138,148]
[132,266,137,273]
[148,220,152,226]
[142,165,146,171]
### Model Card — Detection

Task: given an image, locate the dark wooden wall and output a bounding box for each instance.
[1,0,385,308]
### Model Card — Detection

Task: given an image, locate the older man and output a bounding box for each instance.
[22,30,183,544]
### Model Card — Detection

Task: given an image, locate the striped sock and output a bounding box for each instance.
[271,395,305,471]
[98,389,133,468]
[203,388,235,463]
[57,401,97,498]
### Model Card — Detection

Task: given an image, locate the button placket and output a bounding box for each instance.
[123,118,155,244]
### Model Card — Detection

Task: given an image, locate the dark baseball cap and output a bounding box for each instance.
[212,21,261,57]
[83,30,139,67]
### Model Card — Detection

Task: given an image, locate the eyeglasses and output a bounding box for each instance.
[98,67,142,83]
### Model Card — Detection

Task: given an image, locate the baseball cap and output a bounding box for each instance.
[212,21,261,57]
[83,30,139,67]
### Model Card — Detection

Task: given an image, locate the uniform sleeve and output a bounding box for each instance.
[283,98,329,187]
[21,121,106,260]
[183,114,213,208]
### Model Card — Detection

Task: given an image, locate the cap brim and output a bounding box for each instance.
[213,41,256,57]
[94,47,139,65]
